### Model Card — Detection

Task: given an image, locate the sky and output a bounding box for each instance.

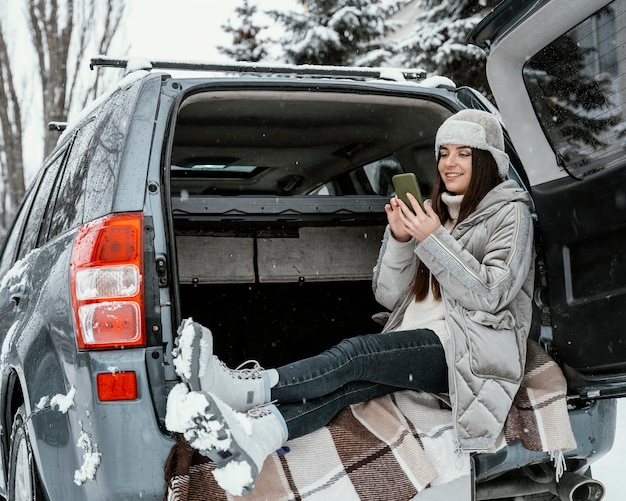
[123,0,297,62]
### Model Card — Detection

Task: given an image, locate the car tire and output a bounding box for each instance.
[8,404,43,501]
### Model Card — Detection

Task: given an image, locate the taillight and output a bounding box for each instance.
[71,213,145,349]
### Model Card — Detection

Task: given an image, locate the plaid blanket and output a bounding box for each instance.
[163,340,575,500]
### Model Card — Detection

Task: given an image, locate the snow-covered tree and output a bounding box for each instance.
[219,0,267,62]
[394,0,499,96]
[267,0,402,66]
[523,31,621,174]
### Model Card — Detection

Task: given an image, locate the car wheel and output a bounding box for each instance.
[8,404,43,501]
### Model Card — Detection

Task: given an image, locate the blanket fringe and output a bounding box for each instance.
[550,449,567,481]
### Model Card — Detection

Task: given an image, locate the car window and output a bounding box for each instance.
[0,187,36,277]
[44,118,97,241]
[522,1,624,178]
[309,155,404,196]
[82,81,143,223]
[17,149,66,260]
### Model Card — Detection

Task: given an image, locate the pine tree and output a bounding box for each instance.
[522,26,620,175]
[219,0,267,62]
[394,0,499,97]
[267,0,402,66]
[397,1,618,170]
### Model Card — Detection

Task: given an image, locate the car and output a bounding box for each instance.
[0,0,622,498]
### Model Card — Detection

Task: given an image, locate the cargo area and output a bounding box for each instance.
[175,223,386,367]
[166,85,450,366]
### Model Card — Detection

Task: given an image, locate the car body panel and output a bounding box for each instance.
[112,75,163,216]
[30,349,174,499]
[0,209,174,499]
[0,72,175,499]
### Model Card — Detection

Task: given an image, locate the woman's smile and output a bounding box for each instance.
[438,145,473,195]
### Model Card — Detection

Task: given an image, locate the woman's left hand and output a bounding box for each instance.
[397,193,442,241]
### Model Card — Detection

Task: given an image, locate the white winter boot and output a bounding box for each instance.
[173,318,279,411]
[185,391,288,496]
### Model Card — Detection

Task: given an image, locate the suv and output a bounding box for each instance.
[0,0,622,498]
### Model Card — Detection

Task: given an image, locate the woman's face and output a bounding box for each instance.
[438,144,473,195]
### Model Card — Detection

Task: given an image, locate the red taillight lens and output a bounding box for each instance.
[95,226,139,263]
[71,213,145,350]
[97,372,138,401]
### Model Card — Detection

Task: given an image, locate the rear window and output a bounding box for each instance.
[169,89,448,202]
[523,1,625,178]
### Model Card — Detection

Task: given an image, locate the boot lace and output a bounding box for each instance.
[247,401,276,419]
[219,359,264,380]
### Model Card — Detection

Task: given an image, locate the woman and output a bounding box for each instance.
[167,109,535,496]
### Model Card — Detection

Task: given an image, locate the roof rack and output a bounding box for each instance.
[89,56,426,82]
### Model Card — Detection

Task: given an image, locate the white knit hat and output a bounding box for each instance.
[434,109,509,179]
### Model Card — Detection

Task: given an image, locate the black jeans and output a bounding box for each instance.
[272,329,448,439]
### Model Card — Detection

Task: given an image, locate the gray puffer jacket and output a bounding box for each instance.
[372,180,535,451]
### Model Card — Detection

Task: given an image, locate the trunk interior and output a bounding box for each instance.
[176,230,386,367]
[167,85,453,367]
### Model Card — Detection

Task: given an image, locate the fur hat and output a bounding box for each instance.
[434,109,509,179]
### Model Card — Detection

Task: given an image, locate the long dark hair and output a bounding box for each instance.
[410,148,503,301]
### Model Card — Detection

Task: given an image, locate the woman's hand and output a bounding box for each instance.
[385,193,441,242]
[385,196,412,242]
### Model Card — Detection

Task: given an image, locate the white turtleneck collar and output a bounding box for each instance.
[441,191,464,229]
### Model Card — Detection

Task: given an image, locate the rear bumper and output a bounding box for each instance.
[474,398,617,481]
[30,348,175,500]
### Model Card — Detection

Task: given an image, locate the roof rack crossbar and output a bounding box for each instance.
[89,56,426,81]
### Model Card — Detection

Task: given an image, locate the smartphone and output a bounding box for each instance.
[392,173,424,213]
